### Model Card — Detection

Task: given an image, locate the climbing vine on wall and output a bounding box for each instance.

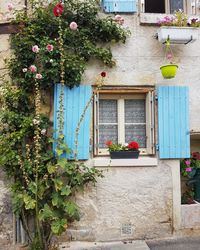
[0,0,129,249]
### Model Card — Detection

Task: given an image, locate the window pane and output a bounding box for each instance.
[125,100,145,123]
[99,100,117,123]
[99,125,118,148]
[125,125,146,148]
[145,0,165,13]
[170,0,183,13]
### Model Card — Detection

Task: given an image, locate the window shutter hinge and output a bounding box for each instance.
[155,144,159,151]
[155,95,158,101]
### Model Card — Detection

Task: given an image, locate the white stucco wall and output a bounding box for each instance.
[0,4,200,244]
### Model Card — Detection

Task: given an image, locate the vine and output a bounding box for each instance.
[0,1,129,249]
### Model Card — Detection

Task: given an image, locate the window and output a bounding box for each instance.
[94,88,155,155]
[143,0,184,14]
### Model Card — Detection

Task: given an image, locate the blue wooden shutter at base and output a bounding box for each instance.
[158,86,190,159]
[54,84,92,160]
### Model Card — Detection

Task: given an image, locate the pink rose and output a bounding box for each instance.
[186,167,192,172]
[32,45,40,53]
[185,160,191,165]
[69,22,78,30]
[114,15,124,25]
[29,65,37,73]
[35,73,42,80]
[46,44,54,52]
[8,3,13,11]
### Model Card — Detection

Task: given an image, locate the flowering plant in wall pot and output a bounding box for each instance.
[105,140,140,159]
[157,10,199,44]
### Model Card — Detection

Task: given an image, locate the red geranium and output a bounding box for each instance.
[105,140,112,146]
[101,71,106,78]
[53,3,64,17]
[127,141,139,150]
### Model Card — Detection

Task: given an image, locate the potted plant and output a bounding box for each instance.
[157,10,200,44]
[105,140,140,159]
[181,152,200,203]
[160,39,178,79]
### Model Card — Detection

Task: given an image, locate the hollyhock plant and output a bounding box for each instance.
[53,2,64,17]
[101,71,106,77]
[29,65,37,73]
[35,73,42,79]
[22,68,27,73]
[32,45,40,53]
[8,3,13,11]
[46,44,54,52]
[69,22,78,30]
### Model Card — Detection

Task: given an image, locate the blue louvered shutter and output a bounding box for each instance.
[102,0,137,13]
[54,84,92,160]
[157,86,190,159]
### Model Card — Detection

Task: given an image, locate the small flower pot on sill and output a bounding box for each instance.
[160,64,178,79]
[110,150,140,159]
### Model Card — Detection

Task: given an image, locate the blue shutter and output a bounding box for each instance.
[54,84,92,160]
[102,0,137,13]
[158,86,190,159]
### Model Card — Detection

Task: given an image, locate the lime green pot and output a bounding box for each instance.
[160,64,178,79]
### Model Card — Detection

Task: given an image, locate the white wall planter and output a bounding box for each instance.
[157,26,199,44]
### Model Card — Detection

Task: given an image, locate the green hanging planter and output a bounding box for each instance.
[160,64,178,79]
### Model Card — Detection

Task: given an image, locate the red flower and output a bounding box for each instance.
[127,141,139,150]
[192,152,200,160]
[105,140,112,146]
[53,3,64,17]
[101,71,106,78]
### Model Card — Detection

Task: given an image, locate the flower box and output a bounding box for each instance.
[110,150,140,159]
[160,64,178,79]
[157,26,199,44]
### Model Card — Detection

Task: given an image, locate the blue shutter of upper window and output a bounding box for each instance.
[102,0,137,13]
[54,84,92,160]
[157,86,190,159]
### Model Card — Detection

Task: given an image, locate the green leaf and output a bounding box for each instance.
[61,186,71,196]
[51,219,67,235]
[39,204,54,221]
[48,164,56,174]
[23,194,36,210]
[52,193,62,207]
[57,158,67,168]
[55,148,63,156]
[53,178,63,191]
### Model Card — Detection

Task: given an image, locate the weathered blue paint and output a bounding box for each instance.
[157,86,190,159]
[54,84,92,160]
[102,0,137,13]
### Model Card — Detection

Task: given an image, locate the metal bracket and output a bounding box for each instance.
[162,35,194,45]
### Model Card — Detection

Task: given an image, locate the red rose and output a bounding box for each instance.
[127,141,139,150]
[101,71,106,78]
[53,3,64,17]
[105,140,112,146]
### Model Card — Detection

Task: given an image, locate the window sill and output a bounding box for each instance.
[140,13,174,25]
[93,156,158,167]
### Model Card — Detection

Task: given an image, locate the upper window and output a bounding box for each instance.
[144,0,184,14]
[94,88,155,155]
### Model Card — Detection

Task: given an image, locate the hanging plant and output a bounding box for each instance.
[160,39,178,79]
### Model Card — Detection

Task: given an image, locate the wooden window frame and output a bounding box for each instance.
[93,87,155,156]
[140,0,187,14]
